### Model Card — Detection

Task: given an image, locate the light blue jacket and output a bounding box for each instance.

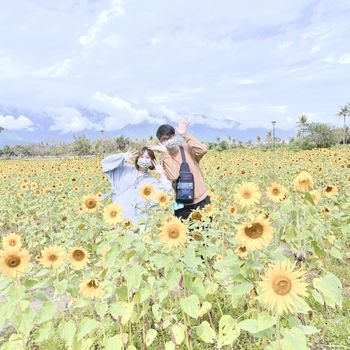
[100,152,173,225]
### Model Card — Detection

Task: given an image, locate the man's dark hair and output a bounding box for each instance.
[156,124,175,141]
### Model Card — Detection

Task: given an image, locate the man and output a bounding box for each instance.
[151,118,211,219]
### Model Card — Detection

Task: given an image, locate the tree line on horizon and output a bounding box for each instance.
[0,102,349,158]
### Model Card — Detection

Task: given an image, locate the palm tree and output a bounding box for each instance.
[296,114,308,139]
[336,103,350,144]
[266,131,272,146]
[256,135,262,147]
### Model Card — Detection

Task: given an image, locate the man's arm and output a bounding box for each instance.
[176,118,208,162]
[180,131,208,162]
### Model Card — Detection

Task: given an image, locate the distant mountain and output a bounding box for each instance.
[116,119,295,142]
[0,105,296,147]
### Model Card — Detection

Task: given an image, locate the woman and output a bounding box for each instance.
[100,147,173,228]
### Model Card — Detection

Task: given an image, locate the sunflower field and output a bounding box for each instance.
[0,147,349,350]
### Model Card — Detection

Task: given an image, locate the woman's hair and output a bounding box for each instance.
[156,124,175,141]
[134,147,156,171]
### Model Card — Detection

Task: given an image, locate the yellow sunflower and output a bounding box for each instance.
[103,203,123,226]
[82,195,100,212]
[17,192,25,199]
[293,170,314,192]
[33,188,42,197]
[235,216,273,251]
[235,245,248,259]
[20,183,29,191]
[266,183,287,203]
[190,209,203,221]
[233,182,261,208]
[2,233,22,249]
[203,204,216,217]
[79,278,104,299]
[123,219,133,229]
[160,217,188,247]
[258,260,308,315]
[154,191,170,208]
[161,215,175,225]
[140,184,155,200]
[309,189,321,205]
[0,248,30,278]
[68,247,89,270]
[198,301,212,317]
[38,246,65,269]
[323,185,338,198]
[228,204,238,215]
[191,231,203,241]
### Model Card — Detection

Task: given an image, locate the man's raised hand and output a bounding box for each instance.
[176,118,189,136]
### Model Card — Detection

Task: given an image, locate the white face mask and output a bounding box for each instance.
[137,157,152,169]
[164,137,178,149]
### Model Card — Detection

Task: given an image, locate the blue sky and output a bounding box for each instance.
[0,0,350,143]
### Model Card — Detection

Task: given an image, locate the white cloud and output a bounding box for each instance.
[48,107,102,133]
[267,105,289,114]
[91,92,164,131]
[1,0,350,141]
[149,37,162,45]
[101,33,124,48]
[229,78,263,85]
[337,53,350,64]
[34,58,73,78]
[278,41,293,49]
[145,87,204,104]
[0,115,35,131]
[79,0,125,49]
[0,52,25,79]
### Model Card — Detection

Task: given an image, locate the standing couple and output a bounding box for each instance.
[100,118,211,227]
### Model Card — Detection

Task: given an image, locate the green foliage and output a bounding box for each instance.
[73,135,93,155]
[292,122,338,149]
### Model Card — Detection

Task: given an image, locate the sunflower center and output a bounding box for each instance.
[168,229,180,239]
[72,250,85,261]
[245,223,264,239]
[9,239,17,246]
[87,279,99,289]
[272,276,292,296]
[48,254,58,262]
[238,246,247,253]
[325,186,332,192]
[144,188,151,196]
[159,196,166,202]
[192,212,202,220]
[86,199,97,209]
[272,188,280,195]
[6,255,21,268]
[110,211,117,217]
[192,232,203,241]
[242,191,252,199]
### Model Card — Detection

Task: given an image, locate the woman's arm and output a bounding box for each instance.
[101,152,136,192]
[158,173,174,196]
[153,159,177,195]
[102,151,133,173]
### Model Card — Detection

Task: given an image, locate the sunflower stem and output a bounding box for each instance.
[276,314,282,350]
